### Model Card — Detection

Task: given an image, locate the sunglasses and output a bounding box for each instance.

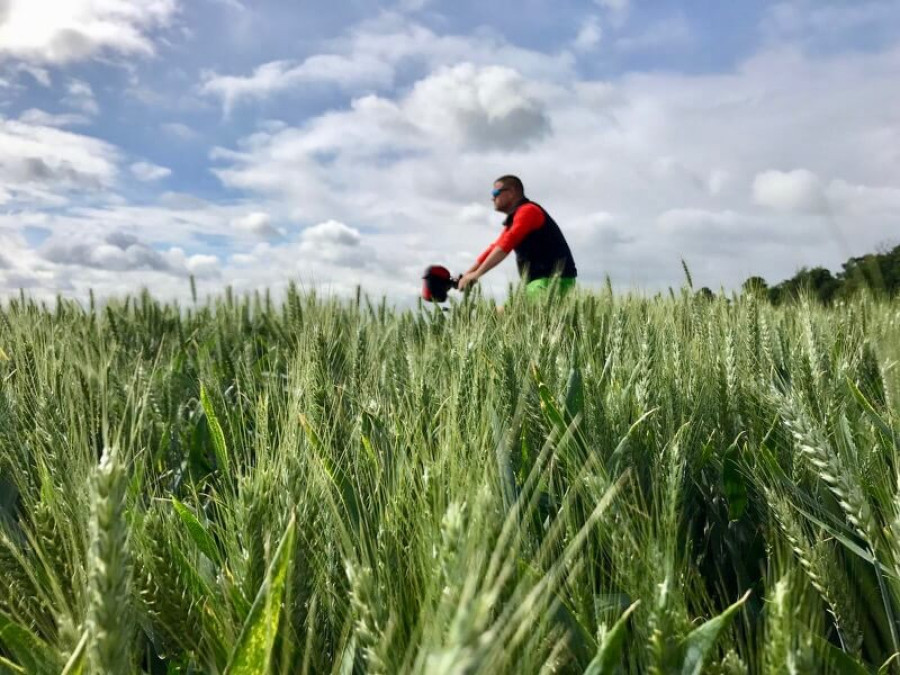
[491,187,509,198]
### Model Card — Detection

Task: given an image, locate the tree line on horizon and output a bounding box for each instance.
[694,242,900,304]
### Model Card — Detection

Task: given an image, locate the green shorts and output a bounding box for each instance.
[525,277,577,298]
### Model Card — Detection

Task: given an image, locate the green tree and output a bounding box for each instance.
[769,267,840,305]
[741,276,768,297]
[695,287,715,302]
[839,244,900,298]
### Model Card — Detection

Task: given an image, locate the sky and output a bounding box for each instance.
[0,0,899,305]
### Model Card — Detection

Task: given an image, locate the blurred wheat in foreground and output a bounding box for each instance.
[2,282,900,674]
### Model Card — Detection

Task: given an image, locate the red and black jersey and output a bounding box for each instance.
[477,199,577,282]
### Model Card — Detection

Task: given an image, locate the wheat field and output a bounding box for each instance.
[1,282,900,673]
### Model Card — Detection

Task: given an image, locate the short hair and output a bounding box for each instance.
[495,175,524,195]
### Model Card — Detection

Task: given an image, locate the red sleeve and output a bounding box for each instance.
[495,204,545,252]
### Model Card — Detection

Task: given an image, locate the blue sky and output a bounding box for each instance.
[1,0,899,303]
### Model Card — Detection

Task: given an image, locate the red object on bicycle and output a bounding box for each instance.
[422,265,458,302]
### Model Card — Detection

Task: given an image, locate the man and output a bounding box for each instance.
[457,175,577,296]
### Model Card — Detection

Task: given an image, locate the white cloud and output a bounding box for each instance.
[303,220,360,245]
[211,63,551,216]
[199,17,575,113]
[17,223,223,292]
[189,255,220,278]
[173,250,219,278]
[232,211,281,238]
[130,161,171,182]
[298,220,366,267]
[753,169,826,213]
[41,230,199,275]
[224,221,387,294]
[0,116,118,205]
[200,57,395,114]
[63,79,99,115]
[403,64,550,150]
[18,108,90,127]
[0,0,179,65]
[574,16,603,53]
[0,202,254,301]
[9,63,51,86]
[458,203,494,228]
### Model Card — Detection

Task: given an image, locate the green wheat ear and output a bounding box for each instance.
[86,446,134,674]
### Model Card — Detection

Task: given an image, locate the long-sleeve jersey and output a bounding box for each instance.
[477,202,546,264]
[476,199,577,282]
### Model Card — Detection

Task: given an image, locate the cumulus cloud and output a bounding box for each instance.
[224,221,397,298]
[130,161,171,182]
[302,220,360,247]
[403,64,550,150]
[232,211,281,238]
[43,232,166,271]
[0,0,179,65]
[297,220,371,266]
[753,169,827,213]
[40,230,219,278]
[168,249,220,278]
[199,17,575,114]
[212,62,550,219]
[0,116,118,204]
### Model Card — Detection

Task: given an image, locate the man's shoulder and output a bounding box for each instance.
[515,202,544,219]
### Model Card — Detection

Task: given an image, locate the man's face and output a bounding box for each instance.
[491,181,515,213]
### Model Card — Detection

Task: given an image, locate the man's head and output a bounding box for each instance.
[492,175,524,214]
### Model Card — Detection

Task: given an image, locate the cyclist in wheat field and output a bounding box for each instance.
[457,175,577,297]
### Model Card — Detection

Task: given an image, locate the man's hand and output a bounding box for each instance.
[458,272,479,291]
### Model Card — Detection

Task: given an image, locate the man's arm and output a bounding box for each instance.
[457,205,544,290]
[458,246,509,290]
[461,242,498,277]
[463,260,481,275]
